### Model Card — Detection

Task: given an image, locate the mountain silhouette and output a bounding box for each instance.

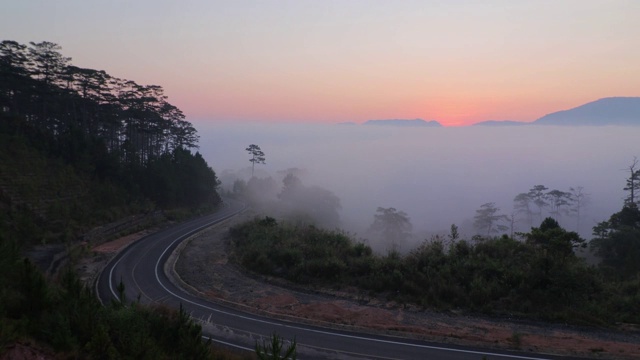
[534,97,640,125]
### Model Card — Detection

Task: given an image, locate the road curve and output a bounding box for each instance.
[96,200,584,360]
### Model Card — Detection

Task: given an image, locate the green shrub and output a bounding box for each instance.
[229,217,638,325]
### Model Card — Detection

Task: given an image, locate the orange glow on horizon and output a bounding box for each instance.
[177,84,635,128]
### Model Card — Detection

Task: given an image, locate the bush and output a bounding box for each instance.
[229,217,635,325]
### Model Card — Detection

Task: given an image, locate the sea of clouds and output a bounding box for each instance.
[196,122,639,243]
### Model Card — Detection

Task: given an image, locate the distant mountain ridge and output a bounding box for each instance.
[533,97,640,126]
[363,118,442,127]
[359,97,640,127]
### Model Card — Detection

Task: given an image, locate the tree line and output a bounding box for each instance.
[230,214,638,325]
[591,158,640,278]
[473,185,590,238]
[1,40,198,162]
[0,40,221,212]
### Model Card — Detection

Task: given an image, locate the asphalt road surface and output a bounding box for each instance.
[96,200,587,360]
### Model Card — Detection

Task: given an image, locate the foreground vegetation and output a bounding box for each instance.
[230,215,640,326]
[0,230,247,359]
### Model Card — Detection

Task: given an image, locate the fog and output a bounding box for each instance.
[196,122,639,248]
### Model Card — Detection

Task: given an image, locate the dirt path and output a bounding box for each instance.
[170,213,640,360]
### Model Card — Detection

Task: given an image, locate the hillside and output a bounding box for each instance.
[0,128,99,245]
[0,40,222,248]
[534,97,640,125]
[0,40,232,360]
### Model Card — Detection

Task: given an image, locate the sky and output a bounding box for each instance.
[2,0,640,126]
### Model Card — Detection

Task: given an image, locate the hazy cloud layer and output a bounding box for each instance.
[197,123,639,242]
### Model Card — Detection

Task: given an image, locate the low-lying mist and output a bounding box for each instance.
[196,122,639,250]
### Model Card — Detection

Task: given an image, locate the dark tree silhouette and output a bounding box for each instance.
[592,205,640,278]
[246,144,266,177]
[568,186,590,232]
[623,157,640,206]
[591,158,640,278]
[0,39,219,209]
[546,189,572,220]
[528,185,549,222]
[473,202,508,237]
[1,40,199,162]
[513,192,534,228]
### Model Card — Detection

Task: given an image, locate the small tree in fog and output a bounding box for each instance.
[547,189,572,220]
[278,174,341,228]
[246,176,278,204]
[568,186,590,232]
[528,185,549,222]
[246,144,266,177]
[623,157,640,206]
[278,173,303,200]
[232,179,246,197]
[448,224,460,242]
[513,192,534,228]
[473,202,508,237]
[507,210,518,239]
[368,207,412,252]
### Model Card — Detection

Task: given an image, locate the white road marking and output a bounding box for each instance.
[104,203,554,360]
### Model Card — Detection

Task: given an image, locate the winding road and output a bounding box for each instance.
[96,200,584,360]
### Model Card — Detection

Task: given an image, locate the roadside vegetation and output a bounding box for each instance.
[0,232,247,359]
[230,209,640,326]
[229,156,640,327]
